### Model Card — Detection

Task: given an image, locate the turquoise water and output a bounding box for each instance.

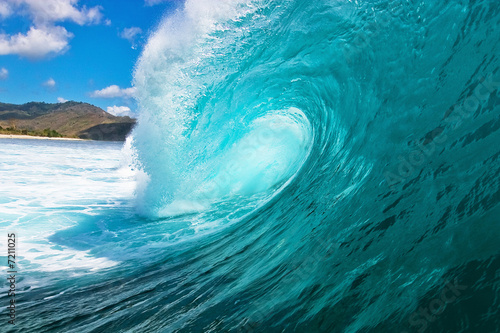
[2,0,500,332]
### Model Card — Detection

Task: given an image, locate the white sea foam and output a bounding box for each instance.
[0,140,134,273]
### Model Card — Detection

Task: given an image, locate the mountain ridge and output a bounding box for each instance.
[0,101,136,141]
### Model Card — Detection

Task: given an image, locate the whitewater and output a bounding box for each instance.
[1,0,499,332]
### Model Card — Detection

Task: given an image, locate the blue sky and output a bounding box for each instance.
[0,0,182,117]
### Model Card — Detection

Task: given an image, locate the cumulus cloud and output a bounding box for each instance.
[107,105,133,117]
[0,2,11,18]
[120,27,142,45]
[57,97,68,103]
[0,67,8,80]
[43,77,56,87]
[12,0,103,25]
[90,85,136,98]
[0,26,72,58]
[0,0,104,59]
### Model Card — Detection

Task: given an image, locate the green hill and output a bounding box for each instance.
[0,101,136,141]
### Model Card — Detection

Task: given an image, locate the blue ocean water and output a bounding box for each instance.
[1,0,500,332]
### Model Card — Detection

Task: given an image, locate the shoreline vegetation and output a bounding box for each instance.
[0,126,68,138]
[0,133,85,141]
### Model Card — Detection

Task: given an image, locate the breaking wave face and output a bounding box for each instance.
[10,0,500,332]
[128,0,500,331]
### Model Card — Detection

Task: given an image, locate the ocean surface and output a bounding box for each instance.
[1,0,500,332]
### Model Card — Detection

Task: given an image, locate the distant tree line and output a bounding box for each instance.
[0,126,64,138]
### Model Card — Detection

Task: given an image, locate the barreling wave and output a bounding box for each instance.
[132,0,316,218]
[9,0,500,332]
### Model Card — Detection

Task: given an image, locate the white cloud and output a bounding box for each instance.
[104,19,112,26]
[0,2,12,18]
[0,0,105,58]
[43,77,56,87]
[120,27,142,44]
[0,67,8,80]
[0,26,72,58]
[13,0,103,25]
[90,85,136,98]
[107,105,133,117]
[57,97,68,103]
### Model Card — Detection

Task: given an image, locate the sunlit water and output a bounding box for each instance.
[1,0,500,332]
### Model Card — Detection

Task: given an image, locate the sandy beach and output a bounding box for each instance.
[0,134,86,141]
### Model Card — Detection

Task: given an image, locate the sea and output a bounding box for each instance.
[1,0,500,332]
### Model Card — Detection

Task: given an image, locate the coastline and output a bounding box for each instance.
[0,134,86,141]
